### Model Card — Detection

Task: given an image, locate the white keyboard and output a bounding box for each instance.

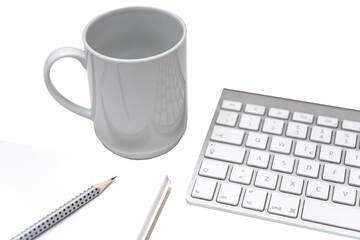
[186,89,360,239]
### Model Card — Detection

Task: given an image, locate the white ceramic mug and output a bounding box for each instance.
[44,7,187,159]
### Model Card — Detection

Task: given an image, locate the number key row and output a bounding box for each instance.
[214,112,359,148]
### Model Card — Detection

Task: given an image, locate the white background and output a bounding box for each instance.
[1,0,360,239]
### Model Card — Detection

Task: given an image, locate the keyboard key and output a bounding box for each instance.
[239,114,261,131]
[268,108,289,120]
[199,159,229,180]
[345,149,360,167]
[246,132,268,150]
[245,104,266,115]
[255,170,278,190]
[242,188,267,211]
[319,145,342,164]
[349,168,360,187]
[217,183,242,206]
[332,185,357,206]
[247,150,270,169]
[297,158,320,178]
[317,116,339,128]
[310,126,332,144]
[230,165,253,185]
[211,125,245,145]
[292,112,313,124]
[216,110,238,127]
[286,122,308,139]
[271,155,295,173]
[221,100,242,111]
[269,136,292,154]
[205,142,246,164]
[302,199,360,232]
[335,130,357,148]
[342,120,360,132]
[280,175,303,195]
[268,193,300,218]
[294,140,317,159]
[322,163,346,183]
[262,118,284,135]
[306,180,330,200]
[191,178,217,201]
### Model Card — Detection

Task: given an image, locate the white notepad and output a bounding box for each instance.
[0,141,169,240]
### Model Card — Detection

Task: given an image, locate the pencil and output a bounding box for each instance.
[11,176,116,240]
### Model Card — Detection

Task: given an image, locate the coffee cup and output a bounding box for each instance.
[44,7,187,159]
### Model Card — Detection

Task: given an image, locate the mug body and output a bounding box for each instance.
[83,7,187,159]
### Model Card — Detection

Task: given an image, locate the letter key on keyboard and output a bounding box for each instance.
[186,89,360,239]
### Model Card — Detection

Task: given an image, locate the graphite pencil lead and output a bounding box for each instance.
[111,176,117,181]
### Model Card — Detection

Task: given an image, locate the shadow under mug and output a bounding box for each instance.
[44,7,187,159]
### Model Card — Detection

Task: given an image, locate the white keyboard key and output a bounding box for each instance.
[322,163,346,183]
[205,142,246,164]
[211,126,245,145]
[242,188,267,211]
[268,193,300,218]
[199,159,229,180]
[294,140,317,159]
[345,149,360,167]
[297,158,320,178]
[349,168,360,187]
[317,116,339,128]
[286,122,308,139]
[216,110,238,127]
[262,118,284,135]
[246,132,268,150]
[272,155,295,173]
[217,183,242,206]
[319,145,342,164]
[269,136,292,154]
[239,114,261,131]
[342,120,360,132]
[255,170,278,190]
[268,108,289,120]
[221,100,242,111]
[280,175,303,195]
[306,180,330,200]
[333,185,357,206]
[245,104,266,115]
[302,199,360,232]
[335,130,357,148]
[191,178,217,201]
[230,165,253,185]
[292,112,313,124]
[247,150,270,169]
[310,126,332,144]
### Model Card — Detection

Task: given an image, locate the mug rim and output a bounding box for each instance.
[82,6,187,63]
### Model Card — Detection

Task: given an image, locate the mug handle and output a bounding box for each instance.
[43,47,93,120]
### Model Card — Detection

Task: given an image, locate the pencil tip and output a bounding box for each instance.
[111,176,117,181]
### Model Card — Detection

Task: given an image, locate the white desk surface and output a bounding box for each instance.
[1,1,359,239]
